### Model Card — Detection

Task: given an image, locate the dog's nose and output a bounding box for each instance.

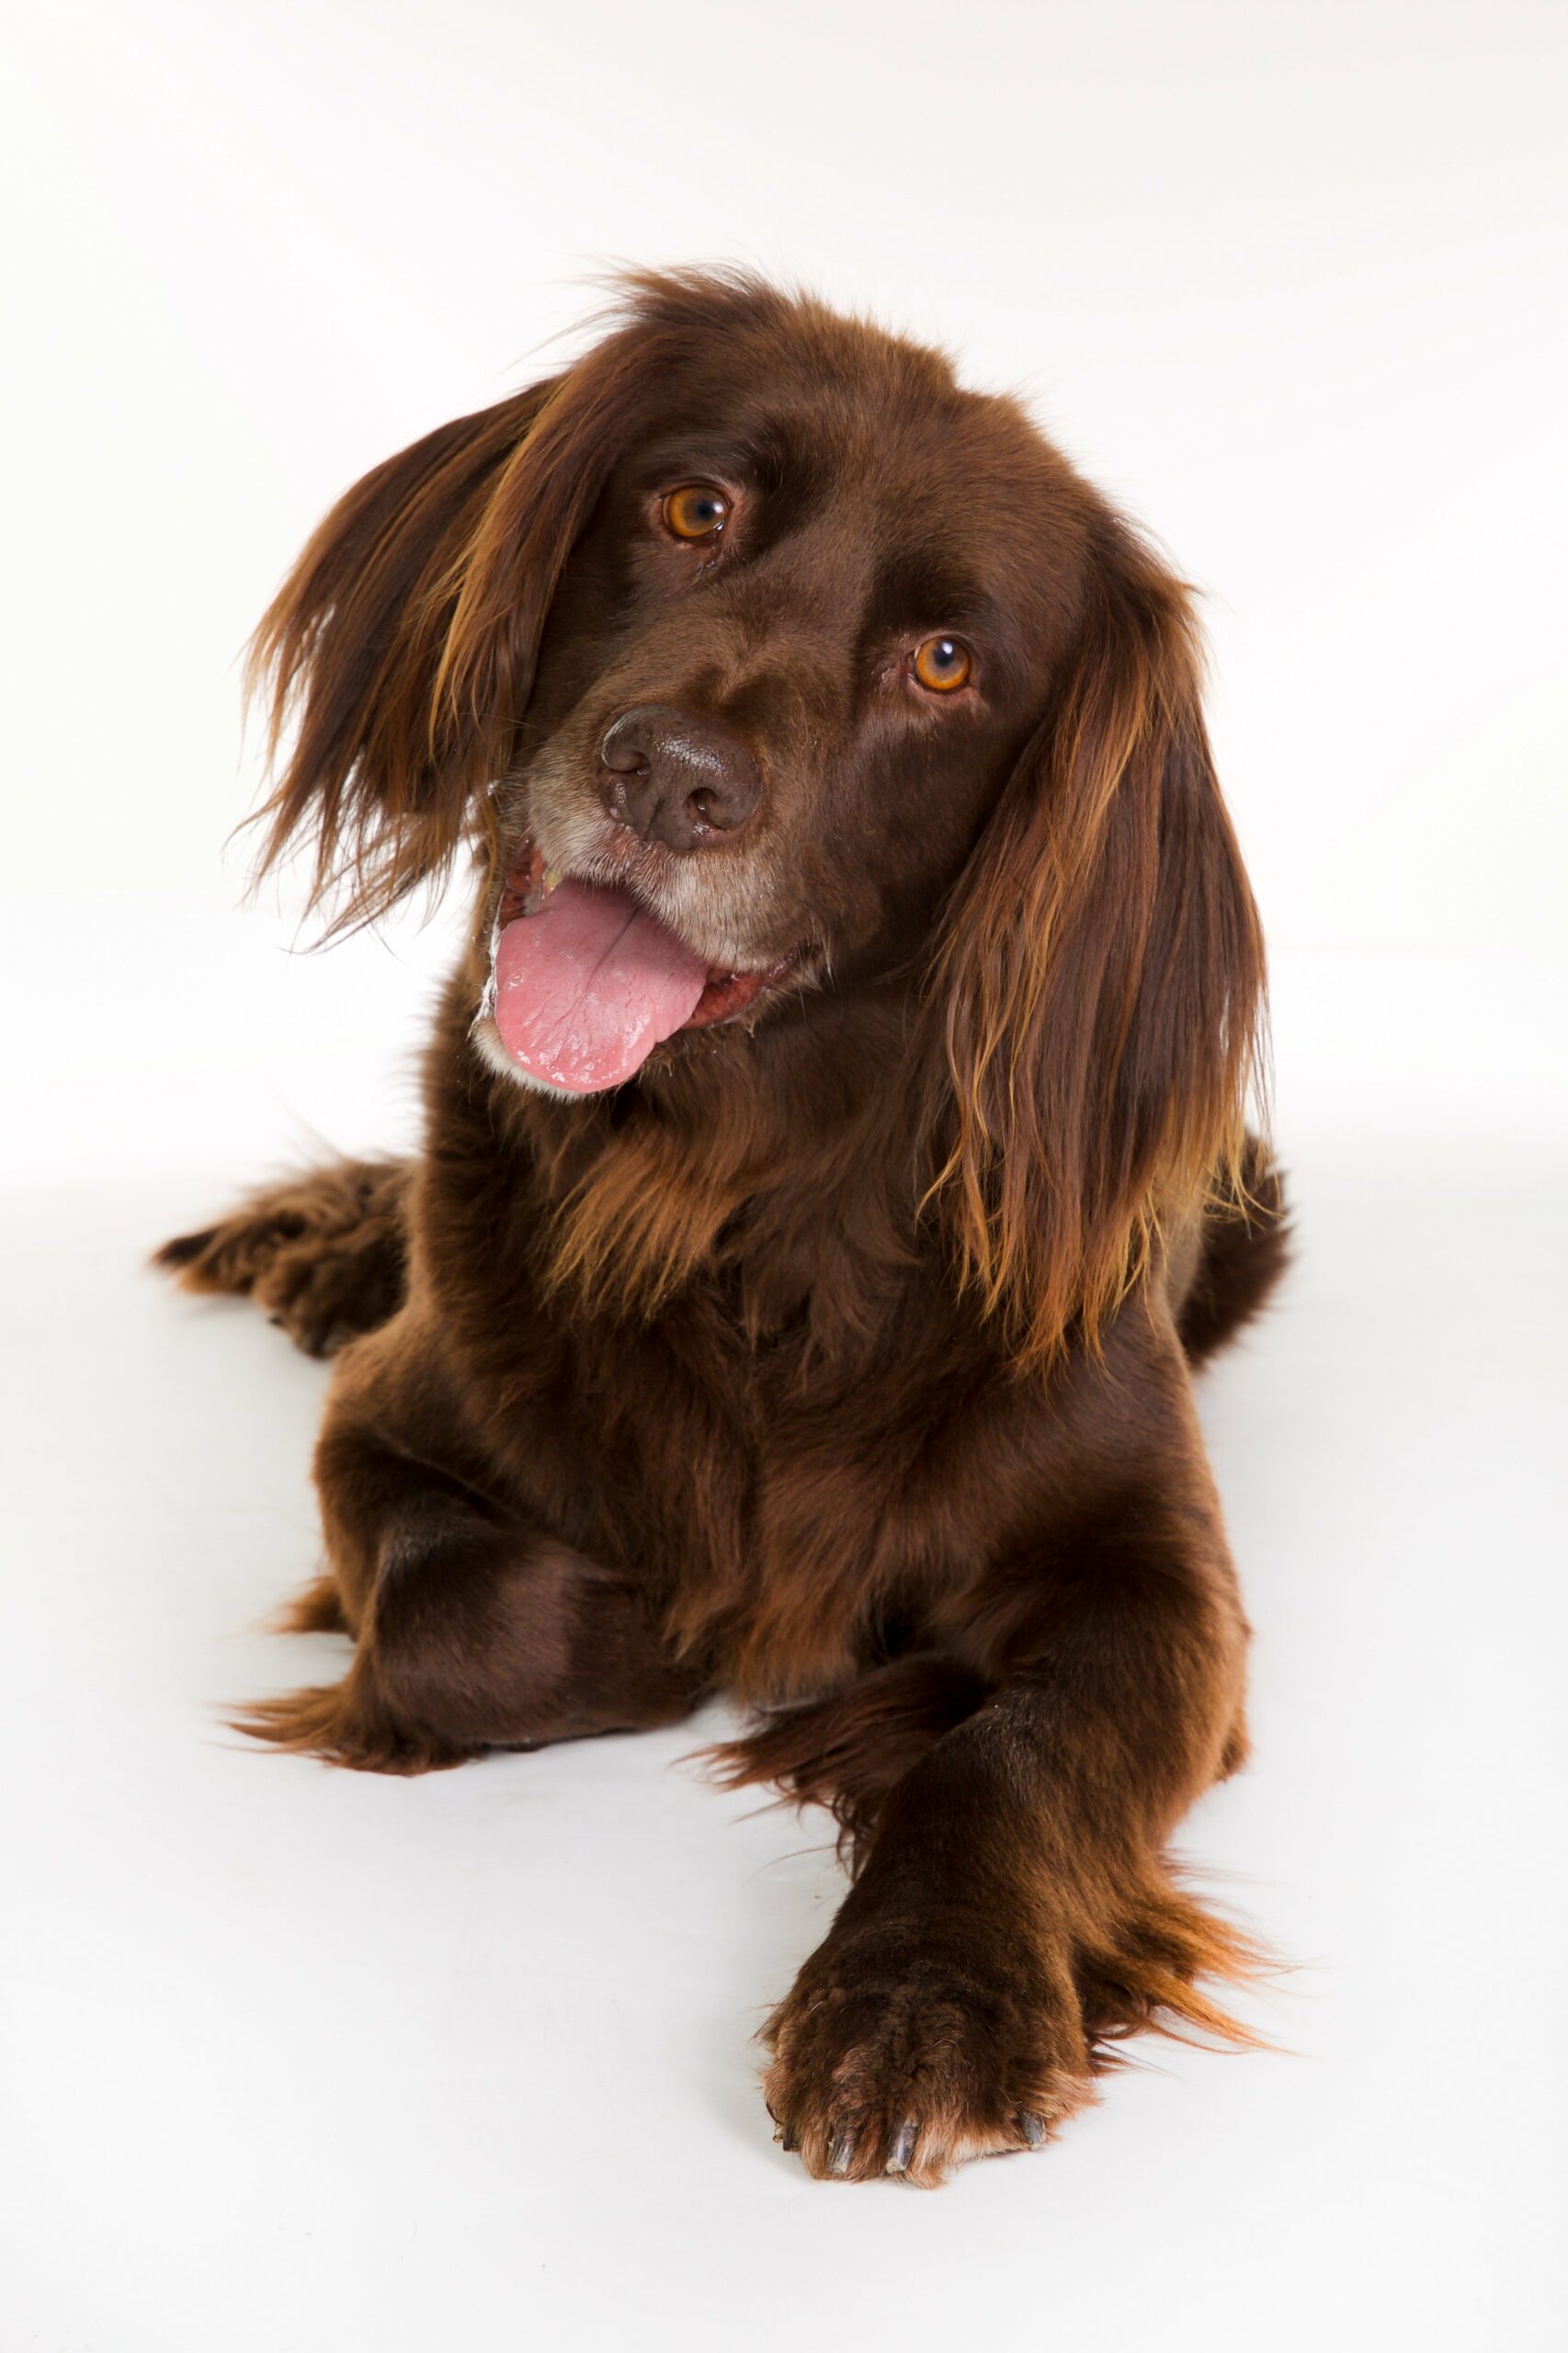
[598,704,761,851]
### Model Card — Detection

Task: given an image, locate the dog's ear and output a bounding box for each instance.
[246,324,666,929]
[922,520,1266,1369]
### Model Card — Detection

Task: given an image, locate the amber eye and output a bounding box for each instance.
[662,483,731,541]
[912,635,972,693]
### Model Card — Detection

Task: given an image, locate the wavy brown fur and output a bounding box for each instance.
[161,270,1288,2184]
[155,1157,408,1358]
[919,534,1266,1370]
[707,1654,996,1865]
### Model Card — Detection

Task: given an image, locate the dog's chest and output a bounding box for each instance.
[659,1336,1010,1701]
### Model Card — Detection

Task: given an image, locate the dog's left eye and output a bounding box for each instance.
[662,483,731,542]
[912,635,972,693]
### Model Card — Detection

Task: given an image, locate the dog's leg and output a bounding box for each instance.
[154,1158,409,1358]
[708,1654,996,1857]
[1174,1137,1290,1367]
[762,1423,1259,2183]
[236,1403,702,1772]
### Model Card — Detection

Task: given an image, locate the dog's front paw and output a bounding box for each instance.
[763,1924,1095,2186]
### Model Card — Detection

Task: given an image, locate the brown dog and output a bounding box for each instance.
[159,268,1287,2186]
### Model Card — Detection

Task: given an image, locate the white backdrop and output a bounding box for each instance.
[3,3,1564,2347]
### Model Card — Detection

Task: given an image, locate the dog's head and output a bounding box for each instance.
[252,269,1264,1359]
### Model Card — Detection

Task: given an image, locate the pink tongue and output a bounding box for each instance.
[492,879,709,1093]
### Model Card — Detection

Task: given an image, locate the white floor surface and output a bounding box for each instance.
[3,948,1565,2351]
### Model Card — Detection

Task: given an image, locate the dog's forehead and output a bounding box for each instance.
[635,340,1087,620]
[658,331,1051,484]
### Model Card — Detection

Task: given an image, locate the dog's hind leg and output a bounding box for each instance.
[154,1157,409,1358]
[1175,1138,1290,1368]
[271,1574,350,1637]
[236,1397,704,1772]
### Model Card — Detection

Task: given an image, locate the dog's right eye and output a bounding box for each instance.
[662,483,731,542]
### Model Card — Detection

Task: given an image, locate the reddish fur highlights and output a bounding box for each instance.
[1077,1873,1273,2054]
[228,1677,475,1776]
[762,1864,1270,2187]
[269,1575,351,1637]
[154,1158,406,1358]
[159,270,1289,2184]
[1176,1141,1290,1367]
[706,1655,995,1865]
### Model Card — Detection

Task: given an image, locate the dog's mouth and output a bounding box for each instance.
[483,845,801,1095]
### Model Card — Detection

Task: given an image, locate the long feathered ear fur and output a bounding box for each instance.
[244,273,763,931]
[922,518,1267,1370]
[245,381,546,927]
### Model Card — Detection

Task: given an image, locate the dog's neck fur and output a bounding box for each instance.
[426,951,957,1382]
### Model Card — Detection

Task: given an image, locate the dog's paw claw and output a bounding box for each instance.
[1018,2111,1048,2148]
[826,2131,855,2178]
[886,2120,918,2174]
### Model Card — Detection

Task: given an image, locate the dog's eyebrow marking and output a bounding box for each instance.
[630,421,829,555]
[851,557,1025,698]
[863,551,989,633]
[632,436,757,487]
[640,412,839,493]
